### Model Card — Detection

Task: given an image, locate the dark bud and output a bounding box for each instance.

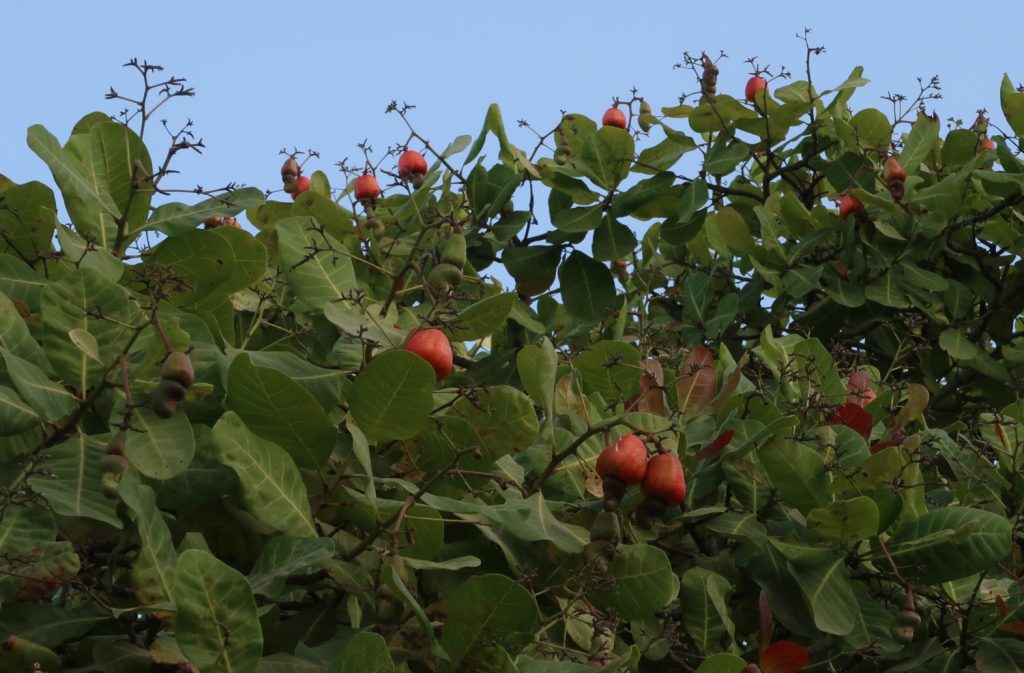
[634,495,667,529]
[148,379,188,418]
[601,474,627,511]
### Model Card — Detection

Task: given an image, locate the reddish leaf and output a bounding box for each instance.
[698,429,735,460]
[1000,621,1024,635]
[869,440,899,455]
[995,595,1009,618]
[758,589,773,650]
[676,347,717,418]
[637,358,666,415]
[828,402,873,440]
[845,370,875,407]
[761,640,809,673]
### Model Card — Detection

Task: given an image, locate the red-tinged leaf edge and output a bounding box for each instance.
[761,640,810,673]
[677,346,717,417]
[758,589,773,650]
[698,429,735,460]
[828,402,873,440]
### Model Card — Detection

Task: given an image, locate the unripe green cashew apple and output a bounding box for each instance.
[161,351,195,388]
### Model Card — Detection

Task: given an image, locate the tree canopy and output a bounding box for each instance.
[0,51,1023,672]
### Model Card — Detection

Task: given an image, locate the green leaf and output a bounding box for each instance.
[228,354,336,469]
[939,328,980,361]
[707,206,755,256]
[851,108,893,148]
[574,341,641,400]
[0,386,40,435]
[176,549,263,673]
[705,140,749,176]
[329,631,395,673]
[276,216,357,313]
[517,338,557,427]
[147,188,266,236]
[593,544,677,619]
[465,103,538,178]
[900,114,940,176]
[0,292,47,367]
[116,473,177,606]
[758,438,829,513]
[0,604,105,648]
[248,536,336,597]
[552,203,603,233]
[381,563,449,661]
[790,556,859,635]
[635,136,695,174]
[349,349,435,441]
[579,126,635,189]
[680,568,734,653]
[440,574,539,668]
[695,654,748,673]
[147,227,267,305]
[592,216,637,261]
[807,497,880,542]
[438,385,539,463]
[226,349,346,411]
[558,251,616,323]
[0,348,76,421]
[1000,74,1024,139]
[124,407,196,480]
[466,163,521,219]
[40,268,141,392]
[29,430,121,528]
[887,507,1013,583]
[450,292,516,341]
[976,637,1024,673]
[211,412,317,538]
[0,505,55,554]
[943,129,982,168]
[0,255,45,310]
[26,124,121,248]
[478,494,588,553]
[0,181,57,262]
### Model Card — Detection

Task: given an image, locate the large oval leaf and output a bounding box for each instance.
[439,574,539,667]
[887,507,1013,584]
[593,544,677,619]
[176,549,263,673]
[228,353,336,469]
[349,349,435,441]
[211,412,317,538]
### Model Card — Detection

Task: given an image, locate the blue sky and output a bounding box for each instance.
[3,1,1023,217]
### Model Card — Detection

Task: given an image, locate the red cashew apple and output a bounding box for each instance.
[602,107,627,129]
[838,193,866,221]
[745,76,768,102]
[354,173,382,202]
[291,175,311,200]
[398,150,428,179]
[402,328,453,382]
[883,156,906,183]
[596,435,649,484]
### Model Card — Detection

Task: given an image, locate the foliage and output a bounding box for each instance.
[0,50,1023,673]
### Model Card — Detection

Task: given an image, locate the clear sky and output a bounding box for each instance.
[3,0,1023,217]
